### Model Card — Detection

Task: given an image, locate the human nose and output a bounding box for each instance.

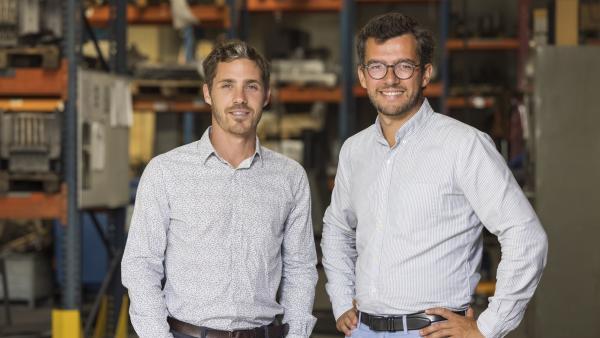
[232,86,247,105]
[383,65,400,84]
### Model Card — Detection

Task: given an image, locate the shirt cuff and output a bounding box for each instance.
[477,309,500,338]
[332,301,355,321]
[284,315,317,338]
[286,334,309,338]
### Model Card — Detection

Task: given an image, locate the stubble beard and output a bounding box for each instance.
[213,103,261,137]
[370,84,424,118]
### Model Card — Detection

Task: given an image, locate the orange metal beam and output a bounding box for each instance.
[277,86,340,103]
[247,0,341,12]
[353,82,442,98]
[0,184,67,223]
[133,98,211,113]
[446,96,495,109]
[446,38,519,51]
[0,60,67,98]
[86,4,228,27]
[277,83,442,103]
[475,281,496,296]
[357,0,439,3]
[0,99,63,112]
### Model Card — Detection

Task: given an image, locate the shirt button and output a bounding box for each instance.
[386,158,392,164]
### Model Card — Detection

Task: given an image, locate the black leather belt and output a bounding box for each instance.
[167,317,289,338]
[360,310,466,332]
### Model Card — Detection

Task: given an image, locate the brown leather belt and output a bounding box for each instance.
[167,317,289,338]
[360,310,466,331]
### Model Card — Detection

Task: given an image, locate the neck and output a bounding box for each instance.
[379,97,424,147]
[209,127,257,168]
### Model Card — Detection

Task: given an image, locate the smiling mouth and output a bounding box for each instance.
[378,88,406,97]
[229,110,250,116]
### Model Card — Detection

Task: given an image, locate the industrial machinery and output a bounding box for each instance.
[0,109,62,194]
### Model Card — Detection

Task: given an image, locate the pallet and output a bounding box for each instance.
[131,79,203,98]
[0,171,60,195]
[0,45,60,69]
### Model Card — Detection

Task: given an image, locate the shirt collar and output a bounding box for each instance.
[197,126,263,168]
[374,98,434,146]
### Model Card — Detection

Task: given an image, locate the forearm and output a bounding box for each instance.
[279,263,318,338]
[477,220,548,337]
[321,221,358,320]
[122,252,173,338]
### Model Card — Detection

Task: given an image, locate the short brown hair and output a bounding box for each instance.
[202,39,270,91]
[357,12,434,66]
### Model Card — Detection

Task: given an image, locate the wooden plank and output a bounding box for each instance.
[86,4,228,27]
[0,184,67,223]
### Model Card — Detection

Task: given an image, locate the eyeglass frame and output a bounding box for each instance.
[361,60,421,80]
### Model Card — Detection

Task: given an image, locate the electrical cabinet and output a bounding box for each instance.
[77,68,131,208]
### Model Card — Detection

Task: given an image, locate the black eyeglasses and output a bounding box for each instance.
[362,61,420,80]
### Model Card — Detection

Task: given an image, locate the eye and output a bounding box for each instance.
[220,83,233,89]
[247,83,260,91]
[368,63,385,71]
[398,63,415,72]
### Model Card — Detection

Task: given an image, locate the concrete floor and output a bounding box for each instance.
[0,303,51,338]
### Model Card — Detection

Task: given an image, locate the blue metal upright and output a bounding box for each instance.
[64,0,82,310]
[439,0,450,114]
[227,0,238,39]
[339,0,356,141]
[183,26,196,144]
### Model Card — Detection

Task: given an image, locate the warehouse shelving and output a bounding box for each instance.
[86,3,229,28]
[446,38,520,50]
[276,82,442,104]
[133,98,211,113]
[0,185,67,223]
[0,60,68,97]
[0,98,63,112]
[247,0,342,12]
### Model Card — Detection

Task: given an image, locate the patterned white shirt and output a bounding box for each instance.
[321,99,547,338]
[122,127,318,338]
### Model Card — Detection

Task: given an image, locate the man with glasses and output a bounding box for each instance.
[321,13,547,338]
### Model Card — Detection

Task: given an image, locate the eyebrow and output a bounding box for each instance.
[216,79,263,86]
[366,58,418,65]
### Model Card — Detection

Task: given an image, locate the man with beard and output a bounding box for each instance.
[122,40,318,338]
[321,13,547,338]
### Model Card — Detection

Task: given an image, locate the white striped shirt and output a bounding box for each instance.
[321,99,548,338]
